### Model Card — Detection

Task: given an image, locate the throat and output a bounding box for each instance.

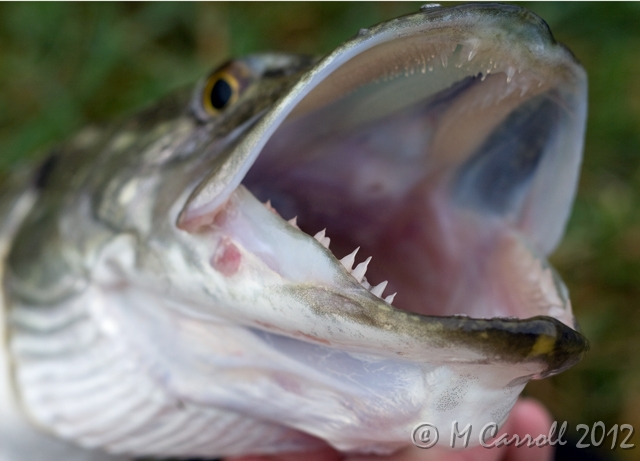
[8,285,241,457]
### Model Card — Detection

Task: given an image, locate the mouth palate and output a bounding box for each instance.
[226,32,584,328]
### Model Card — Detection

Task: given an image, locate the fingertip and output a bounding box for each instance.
[508,398,554,436]
[502,398,555,461]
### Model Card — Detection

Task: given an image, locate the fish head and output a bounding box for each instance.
[143,4,587,450]
[6,3,589,456]
[165,3,588,367]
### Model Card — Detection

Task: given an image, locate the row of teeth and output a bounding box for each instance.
[336,246,397,305]
[286,215,396,305]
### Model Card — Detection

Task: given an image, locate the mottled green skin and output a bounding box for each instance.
[5,54,312,304]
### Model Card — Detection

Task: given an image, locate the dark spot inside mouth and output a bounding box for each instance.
[453,93,560,214]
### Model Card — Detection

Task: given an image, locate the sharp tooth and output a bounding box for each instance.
[361,277,371,290]
[264,200,279,215]
[370,280,388,298]
[288,216,299,228]
[340,247,359,272]
[352,256,371,283]
[313,229,330,249]
[384,292,397,304]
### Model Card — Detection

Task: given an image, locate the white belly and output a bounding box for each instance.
[0,189,127,461]
[1,290,127,461]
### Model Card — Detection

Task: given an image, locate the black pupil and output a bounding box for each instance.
[210,78,233,110]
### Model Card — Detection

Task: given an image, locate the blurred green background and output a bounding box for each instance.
[0,2,638,459]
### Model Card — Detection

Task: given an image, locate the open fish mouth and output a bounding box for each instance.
[2,4,591,458]
[177,3,588,374]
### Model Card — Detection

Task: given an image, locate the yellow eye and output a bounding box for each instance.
[202,72,239,115]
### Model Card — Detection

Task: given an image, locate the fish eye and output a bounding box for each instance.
[202,72,239,115]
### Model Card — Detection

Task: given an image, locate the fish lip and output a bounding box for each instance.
[422,314,590,377]
[279,281,589,377]
[177,3,588,371]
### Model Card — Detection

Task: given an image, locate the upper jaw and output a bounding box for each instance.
[173,3,588,375]
[178,3,586,255]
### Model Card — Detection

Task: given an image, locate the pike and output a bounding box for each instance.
[0,4,588,460]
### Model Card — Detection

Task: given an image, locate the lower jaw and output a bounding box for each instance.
[236,182,575,327]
